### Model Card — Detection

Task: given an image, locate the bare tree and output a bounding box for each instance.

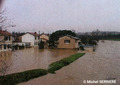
[0,0,4,8]
[0,0,5,30]
[0,0,11,76]
[0,0,15,30]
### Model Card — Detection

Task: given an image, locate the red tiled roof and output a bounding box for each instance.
[0,30,13,36]
[28,32,38,36]
[39,33,49,36]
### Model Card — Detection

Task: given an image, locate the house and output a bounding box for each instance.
[39,33,49,43]
[21,32,39,47]
[39,33,49,48]
[0,30,13,51]
[57,35,80,49]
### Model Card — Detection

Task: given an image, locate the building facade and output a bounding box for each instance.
[21,32,39,46]
[39,33,49,43]
[39,33,49,48]
[0,30,13,51]
[57,35,80,49]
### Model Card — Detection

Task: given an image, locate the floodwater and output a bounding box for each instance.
[1,40,120,85]
[0,48,78,75]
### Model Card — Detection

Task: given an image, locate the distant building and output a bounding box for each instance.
[21,32,39,46]
[39,33,49,43]
[57,35,80,49]
[0,30,13,51]
[39,33,49,48]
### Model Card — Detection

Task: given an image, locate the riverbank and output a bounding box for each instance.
[48,53,85,73]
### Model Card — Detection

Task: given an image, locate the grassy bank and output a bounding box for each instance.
[48,53,85,73]
[0,69,47,85]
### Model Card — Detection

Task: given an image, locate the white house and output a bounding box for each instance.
[21,32,39,47]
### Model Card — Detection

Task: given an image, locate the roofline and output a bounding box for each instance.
[22,32,38,37]
[59,35,79,40]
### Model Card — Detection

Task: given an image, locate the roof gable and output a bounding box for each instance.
[22,32,38,37]
[59,35,79,40]
[0,30,13,36]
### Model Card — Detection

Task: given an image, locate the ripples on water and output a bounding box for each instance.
[1,48,78,75]
[1,41,120,85]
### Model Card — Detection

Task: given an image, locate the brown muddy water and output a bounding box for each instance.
[1,40,120,85]
[0,48,78,75]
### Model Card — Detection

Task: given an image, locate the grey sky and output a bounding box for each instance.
[3,0,120,33]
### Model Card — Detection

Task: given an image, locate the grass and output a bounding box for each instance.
[0,69,47,85]
[48,53,85,73]
[0,53,85,85]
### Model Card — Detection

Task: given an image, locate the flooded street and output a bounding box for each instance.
[18,41,120,85]
[0,40,120,85]
[1,48,78,75]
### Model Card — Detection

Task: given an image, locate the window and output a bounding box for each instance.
[4,44,7,49]
[34,42,38,45]
[64,40,70,44]
[0,45,2,50]
[4,36,8,41]
[8,36,11,41]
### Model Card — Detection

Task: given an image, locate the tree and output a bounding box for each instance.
[49,30,76,47]
[0,0,4,29]
[0,0,14,76]
[0,0,15,30]
[0,0,4,8]
[38,41,45,49]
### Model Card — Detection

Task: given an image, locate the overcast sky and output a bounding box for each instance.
[3,0,120,33]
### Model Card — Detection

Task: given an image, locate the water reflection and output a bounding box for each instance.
[0,52,12,75]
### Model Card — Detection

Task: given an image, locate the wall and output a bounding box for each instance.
[40,34,49,40]
[22,33,35,46]
[5,36,13,44]
[58,36,78,49]
[0,35,4,41]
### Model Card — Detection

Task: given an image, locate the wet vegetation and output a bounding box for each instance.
[0,53,85,85]
[0,69,47,85]
[48,53,85,73]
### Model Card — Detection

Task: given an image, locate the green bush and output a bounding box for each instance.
[0,69,47,85]
[48,53,85,73]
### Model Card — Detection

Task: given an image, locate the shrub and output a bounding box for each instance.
[0,69,47,85]
[48,53,85,73]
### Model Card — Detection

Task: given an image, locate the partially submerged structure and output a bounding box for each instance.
[57,35,80,49]
[39,33,49,48]
[0,30,13,51]
[21,32,39,47]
